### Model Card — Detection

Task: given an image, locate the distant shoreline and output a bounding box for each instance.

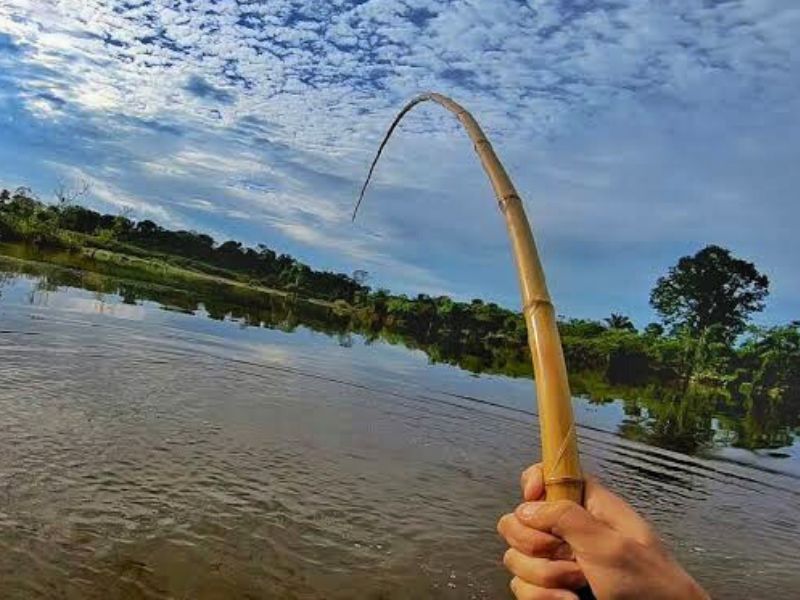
[2,188,798,453]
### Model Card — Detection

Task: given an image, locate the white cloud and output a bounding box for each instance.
[0,0,797,322]
[3,0,792,146]
[48,163,178,225]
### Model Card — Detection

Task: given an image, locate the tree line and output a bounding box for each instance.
[1,185,798,450]
[0,186,367,303]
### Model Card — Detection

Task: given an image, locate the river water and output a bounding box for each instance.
[0,258,798,599]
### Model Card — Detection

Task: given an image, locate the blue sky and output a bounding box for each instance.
[0,1,797,326]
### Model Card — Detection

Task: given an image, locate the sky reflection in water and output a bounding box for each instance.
[1,263,799,599]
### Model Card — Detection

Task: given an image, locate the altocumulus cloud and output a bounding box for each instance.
[0,0,797,323]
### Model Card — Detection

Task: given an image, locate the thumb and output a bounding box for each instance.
[515,500,611,554]
[583,477,658,546]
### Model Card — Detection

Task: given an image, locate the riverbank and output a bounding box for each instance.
[1,189,798,453]
[0,243,796,454]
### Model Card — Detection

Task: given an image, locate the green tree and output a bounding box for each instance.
[605,313,636,331]
[559,318,606,338]
[650,245,769,342]
[643,323,664,338]
[736,322,800,402]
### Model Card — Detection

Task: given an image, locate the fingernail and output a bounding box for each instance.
[523,470,543,500]
[518,502,543,521]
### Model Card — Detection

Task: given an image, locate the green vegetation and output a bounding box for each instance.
[0,186,366,303]
[650,245,769,342]
[1,186,797,452]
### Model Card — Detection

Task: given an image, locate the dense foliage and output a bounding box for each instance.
[0,187,367,303]
[650,244,769,341]
[1,186,797,450]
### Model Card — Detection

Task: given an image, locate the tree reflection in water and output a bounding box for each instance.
[2,254,797,456]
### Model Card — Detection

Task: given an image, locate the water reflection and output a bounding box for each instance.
[618,391,716,454]
[1,256,799,599]
[0,252,797,457]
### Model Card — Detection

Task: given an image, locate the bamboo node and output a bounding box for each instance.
[544,476,584,486]
[522,296,553,314]
[497,192,521,213]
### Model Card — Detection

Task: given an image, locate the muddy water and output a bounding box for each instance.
[0,266,798,599]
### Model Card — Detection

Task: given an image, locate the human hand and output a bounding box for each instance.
[497,463,710,600]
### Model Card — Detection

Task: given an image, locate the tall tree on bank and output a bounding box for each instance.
[650,245,769,343]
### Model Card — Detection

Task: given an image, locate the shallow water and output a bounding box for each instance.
[0,262,798,599]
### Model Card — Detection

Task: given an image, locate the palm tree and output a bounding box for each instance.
[605,313,636,331]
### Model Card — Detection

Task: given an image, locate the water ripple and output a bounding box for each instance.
[0,282,798,599]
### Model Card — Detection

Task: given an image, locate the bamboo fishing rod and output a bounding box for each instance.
[353,92,584,503]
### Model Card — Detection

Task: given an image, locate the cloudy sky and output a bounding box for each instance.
[0,0,797,325]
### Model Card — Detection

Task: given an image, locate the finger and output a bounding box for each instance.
[504,549,586,590]
[520,463,545,501]
[510,576,579,600]
[515,500,611,554]
[497,513,566,557]
[584,476,658,546]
